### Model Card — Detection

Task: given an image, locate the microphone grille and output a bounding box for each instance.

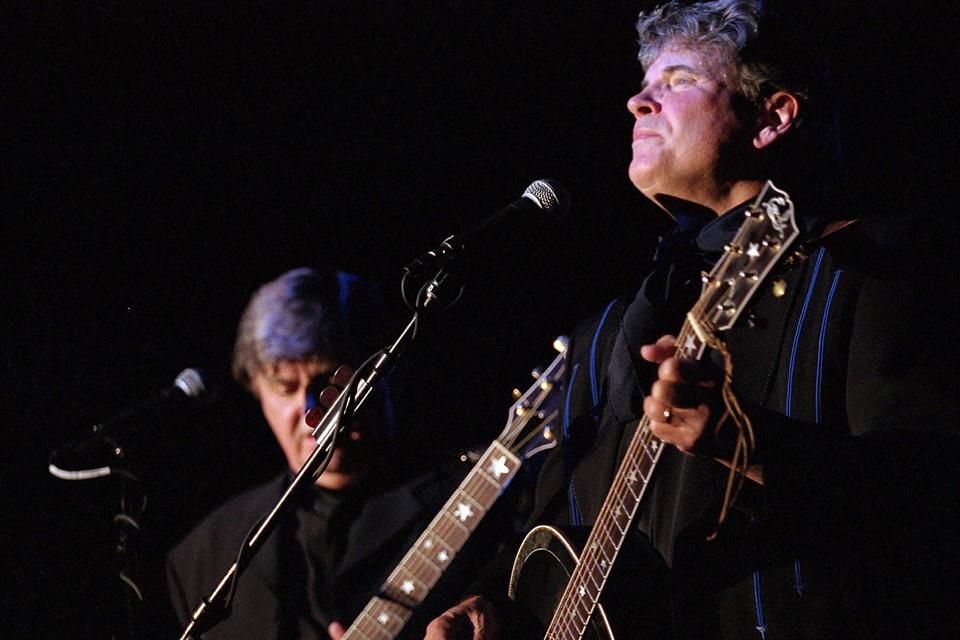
[173,368,208,398]
[523,179,570,214]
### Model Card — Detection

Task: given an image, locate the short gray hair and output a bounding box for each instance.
[232,267,371,390]
[636,0,807,107]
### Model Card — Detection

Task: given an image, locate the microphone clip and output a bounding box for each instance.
[401,179,569,312]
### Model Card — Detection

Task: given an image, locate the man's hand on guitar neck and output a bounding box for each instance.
[641,335,764,484]
[423,595,501,640]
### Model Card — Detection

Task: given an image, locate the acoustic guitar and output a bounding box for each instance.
[509,182,800,639]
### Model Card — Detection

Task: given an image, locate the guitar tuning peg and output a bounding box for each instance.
[781,248,809,269]
[459,449,481,464]
[553,336,569,353]
[530,368,542,380]
[512,388,522,400]
[771,278,788,298]
[746,310,767,329]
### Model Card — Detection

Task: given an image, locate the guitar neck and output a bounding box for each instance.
[545,323,705,640]
[343,441,522,640]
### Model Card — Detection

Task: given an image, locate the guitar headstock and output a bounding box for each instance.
[699,181,799,332]
[498,336,568,460]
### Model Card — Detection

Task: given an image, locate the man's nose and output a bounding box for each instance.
[627,89,660,117]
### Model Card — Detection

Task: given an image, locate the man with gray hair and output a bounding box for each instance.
[167,267,490,639]
[425,1,958,638]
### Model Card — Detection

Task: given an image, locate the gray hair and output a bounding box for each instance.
[636,0,807,107]
[232,267,360,390]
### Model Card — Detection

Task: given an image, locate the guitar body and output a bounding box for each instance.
[509,525,615,640]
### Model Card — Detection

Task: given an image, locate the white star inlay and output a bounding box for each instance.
[377,613,390,625]
[579,585,587,596]
[488,455,510,479]
[401,580,415,595]
[747,242,761,258]
[684,335,698,354]
[438,550,449,563]
[454,503,474,522]
[423,539,433,550]
[627,470,638,483]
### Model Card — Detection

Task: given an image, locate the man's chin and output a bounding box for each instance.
[314,469,366,491]
[628,168,660,198]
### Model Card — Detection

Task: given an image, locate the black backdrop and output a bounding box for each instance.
[2,1,956,638]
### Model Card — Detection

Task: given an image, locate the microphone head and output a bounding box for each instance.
[522,179,570,215]
[173,367,208,398]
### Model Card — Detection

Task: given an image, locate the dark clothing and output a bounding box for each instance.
[167,466,488,640]
[515,204,960,638]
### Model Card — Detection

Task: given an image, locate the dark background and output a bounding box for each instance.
[1,1,955,638]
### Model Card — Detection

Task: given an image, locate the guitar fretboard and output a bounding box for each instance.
[544,329,704,640]
[342,441,521,640]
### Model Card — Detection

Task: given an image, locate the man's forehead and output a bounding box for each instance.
[262,356,339,381]
[645,43,734,78]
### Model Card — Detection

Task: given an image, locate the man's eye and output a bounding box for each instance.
[671,75,695,86]
[273,383,298,396]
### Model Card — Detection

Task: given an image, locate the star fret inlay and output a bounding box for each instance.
[453,503,474,522]
[488,455,510,480]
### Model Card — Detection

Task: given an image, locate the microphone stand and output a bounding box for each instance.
[113,466,146,640]
[49,430,148,639]
[177,266,451,640]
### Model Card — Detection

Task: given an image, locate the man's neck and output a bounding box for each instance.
[649,179,764,218]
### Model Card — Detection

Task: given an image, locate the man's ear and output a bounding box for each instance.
[753,91,800,149]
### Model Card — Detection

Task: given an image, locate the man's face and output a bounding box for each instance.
[627,44,753,211]
[251,356,379,490]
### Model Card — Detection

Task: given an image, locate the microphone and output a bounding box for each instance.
[91,367,208,435]
[405,179,570,272]
[49,368,210,480]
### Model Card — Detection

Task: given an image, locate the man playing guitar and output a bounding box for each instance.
[424,1,960,638]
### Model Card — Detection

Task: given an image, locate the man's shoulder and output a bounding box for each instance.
[566,296,628,360]
[574,296,628,336]
[167,474,286,568]
[373,456,472,513]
